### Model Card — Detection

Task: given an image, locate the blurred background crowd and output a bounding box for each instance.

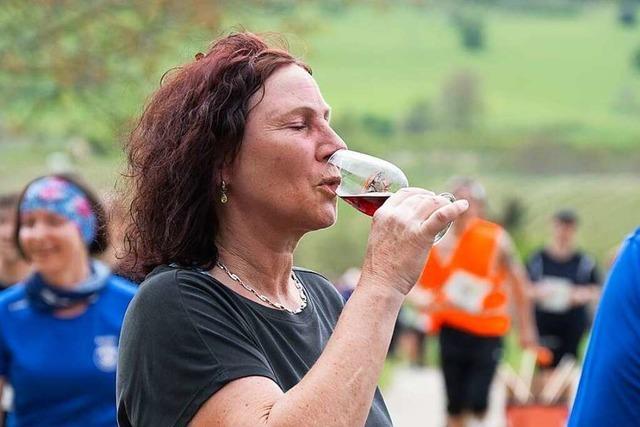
[1,0,639,426]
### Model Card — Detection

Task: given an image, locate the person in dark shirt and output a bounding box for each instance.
[116,32,469,427]
[0,194,30,289]
[526,209,601,370]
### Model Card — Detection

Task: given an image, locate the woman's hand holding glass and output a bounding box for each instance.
[328,150,469,296]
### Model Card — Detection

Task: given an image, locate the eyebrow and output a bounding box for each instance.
[270,105,332,122]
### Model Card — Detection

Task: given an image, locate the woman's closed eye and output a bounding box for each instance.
[288,122,308,131]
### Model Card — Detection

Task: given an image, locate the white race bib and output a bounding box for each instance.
[538,276,572,313]
[442,271,491,313]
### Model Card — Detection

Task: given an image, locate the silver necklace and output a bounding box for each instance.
[212,261,307,315]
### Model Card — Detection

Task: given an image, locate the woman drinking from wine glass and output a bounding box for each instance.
[0,174,137,426]
[116,31,469,427]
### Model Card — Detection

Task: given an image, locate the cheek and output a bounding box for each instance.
[60,226,86,250]
[18,228,32,247]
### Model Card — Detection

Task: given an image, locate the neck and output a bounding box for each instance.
[548,242,574,260]
[41,254,92,290]
[215,208,300,300]
[0,258,30,286]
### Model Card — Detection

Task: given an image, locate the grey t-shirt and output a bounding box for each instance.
[116,265,392,426]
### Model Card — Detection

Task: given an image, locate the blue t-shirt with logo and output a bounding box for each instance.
[0,276,136,427]
[569,228,640,427]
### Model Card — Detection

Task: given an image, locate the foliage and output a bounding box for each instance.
[451,9,486,51]
[619,0,638,26]
[439,69,483,130]
[360,114,396,137]
[0,0,323,147]
[401,99,434,134]
[633,45,640,73]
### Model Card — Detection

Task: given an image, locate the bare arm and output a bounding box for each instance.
[570,284,601,306]
[191,190,469,427]
[498,232,537,348]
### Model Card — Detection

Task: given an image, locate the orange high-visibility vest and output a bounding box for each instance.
[418,218,510,337]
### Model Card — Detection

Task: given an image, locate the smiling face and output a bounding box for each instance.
[224,64,347,235]
[19,210,88,278]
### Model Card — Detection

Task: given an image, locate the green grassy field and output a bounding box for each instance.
[228,3,640,147]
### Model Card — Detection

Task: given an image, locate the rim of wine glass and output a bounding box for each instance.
[327,149,409,188]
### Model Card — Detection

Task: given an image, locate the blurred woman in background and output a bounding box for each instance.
[0,174,136,427]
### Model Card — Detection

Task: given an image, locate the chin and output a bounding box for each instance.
[31,258,63,277]
[316,208,338,230]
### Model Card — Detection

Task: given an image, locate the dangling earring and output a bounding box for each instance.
[220,180,228,204]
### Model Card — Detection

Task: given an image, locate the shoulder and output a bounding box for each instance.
[294,267,335,292]
[469,219,506,247]
[473,218,505,234]
[0,284,27,310]
[629,227,640,247]
[616,228,640,266]
[294,267,344,307]
[574,251,596,267]
[128,266,183,313]
[0,285,29,323]
[128,266,237,321]
[527,249,544,262]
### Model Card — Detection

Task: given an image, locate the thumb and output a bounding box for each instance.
[421,199,469,242]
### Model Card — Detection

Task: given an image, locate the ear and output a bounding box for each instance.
[219,166,232,187]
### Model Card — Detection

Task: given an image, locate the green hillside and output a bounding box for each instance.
[232,3,640,147]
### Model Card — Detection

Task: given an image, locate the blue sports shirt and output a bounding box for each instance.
[569,228,640,426]
[0,276,136,427]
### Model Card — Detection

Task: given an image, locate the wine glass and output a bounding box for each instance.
[328,149,455,244]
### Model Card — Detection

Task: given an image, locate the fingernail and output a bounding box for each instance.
[460,199,469,209]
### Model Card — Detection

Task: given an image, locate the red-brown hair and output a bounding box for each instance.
[123,32,311,281]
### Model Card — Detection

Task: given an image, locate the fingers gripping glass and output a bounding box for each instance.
[328,150,455,244]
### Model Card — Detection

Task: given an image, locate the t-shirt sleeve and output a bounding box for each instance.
[589,263,602,285]
[117,268,276,427]
[525,251,543,281]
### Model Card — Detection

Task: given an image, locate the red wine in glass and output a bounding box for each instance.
[339,192,392,217]
[328,150,456,244]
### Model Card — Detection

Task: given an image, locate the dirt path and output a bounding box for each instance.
[383,366,507,427]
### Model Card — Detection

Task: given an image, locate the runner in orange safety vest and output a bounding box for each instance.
[412,177,537,427]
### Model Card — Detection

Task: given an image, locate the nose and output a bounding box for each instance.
[318,124,348,162]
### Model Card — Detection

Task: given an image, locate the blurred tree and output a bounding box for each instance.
[361,113,396,137]
[500,197,526,234]
[439,69,483,130]
[331,111,359,139]
[401,98,433,134]
[633,45,640,72]
[0,0,317,149]
[451,9,485,51]
[619,0,638,26]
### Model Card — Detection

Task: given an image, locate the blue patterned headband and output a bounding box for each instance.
[20,177,97,244]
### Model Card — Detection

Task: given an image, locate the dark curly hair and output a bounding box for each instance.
[122,32,311,281]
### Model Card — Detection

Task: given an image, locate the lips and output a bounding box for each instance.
[28,246,57,259]
[318,176,341,194]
